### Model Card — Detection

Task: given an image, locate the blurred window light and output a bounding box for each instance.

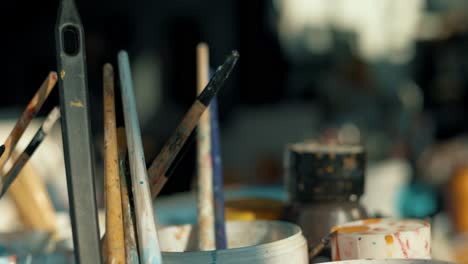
[274,0,425,63]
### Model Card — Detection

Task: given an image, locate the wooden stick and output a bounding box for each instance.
[0,107,61,198]
[118,50,162,264]
[0,72,57,171]
[117,127,140,263]
[103,64,126,263]
[196,43,215,250]
[147,51,239,199]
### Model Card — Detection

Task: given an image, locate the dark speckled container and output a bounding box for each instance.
[283,143,367,262]
[284,143,365,203]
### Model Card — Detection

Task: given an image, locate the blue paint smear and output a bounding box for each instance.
[142,238,163,264]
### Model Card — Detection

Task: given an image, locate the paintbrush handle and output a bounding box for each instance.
[148,101,205,196]
[0,107,61,198]
[0,72,57,171]
[103,64,126,263]
[147,51,239,199]
[309,231,336,259]
[116,128,140,264]
[118,50,163,264]
[196,43,215,251]
[210,97,227,249]
[99,128,141,264]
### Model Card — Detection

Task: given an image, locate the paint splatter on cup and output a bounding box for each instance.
[331,218,431,260]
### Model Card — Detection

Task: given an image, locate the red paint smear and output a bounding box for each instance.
[424,241,428,250]
[406,240,410,249]
[50,72,58,81]
[205,155,212,164]
[395,232,408,258]
[334,235,341,260]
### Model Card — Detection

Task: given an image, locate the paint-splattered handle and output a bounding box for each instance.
[103,63,126,263]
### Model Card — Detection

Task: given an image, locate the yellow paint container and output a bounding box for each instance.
[225,198,285,221]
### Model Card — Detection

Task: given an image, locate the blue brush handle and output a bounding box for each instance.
[210,96,228,249]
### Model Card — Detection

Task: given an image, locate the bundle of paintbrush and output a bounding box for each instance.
[98,48,238,263]
[0,0,239,261]
[0,71,60,238]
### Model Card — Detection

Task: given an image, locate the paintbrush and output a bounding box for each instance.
[202,47,228,250]
[309,231,337,259]
[148,50,239,199]
[100,127,140,263]
[55,0,102,262]
[0,107,61,198]
[103,64,126,263]
[165,130,196,179]
[118,50,163,264]
[210,97,227,249]
[117,127,140,263]
[196,43,216,250]
[0,72,57,172]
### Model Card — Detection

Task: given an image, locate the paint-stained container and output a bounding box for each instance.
[159,220,308,264]
[284,143,365,203]
[283,142,367,260]
[331,218,431,261]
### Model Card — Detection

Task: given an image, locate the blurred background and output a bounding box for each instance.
[3,0,468,261]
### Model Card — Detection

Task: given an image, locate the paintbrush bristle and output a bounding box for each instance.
[197,51,239,106]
